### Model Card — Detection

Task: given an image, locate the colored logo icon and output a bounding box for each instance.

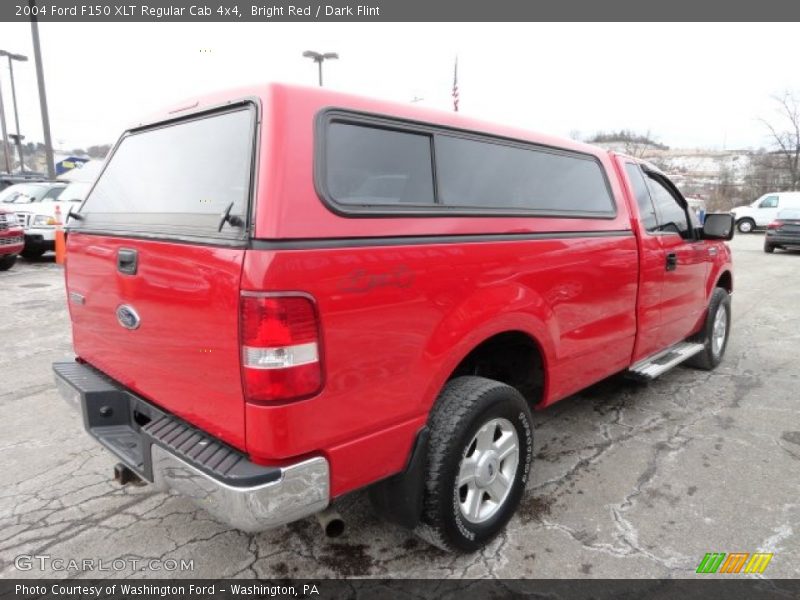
[696,552,773,574]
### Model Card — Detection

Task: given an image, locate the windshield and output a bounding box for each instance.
[0,183,49,204]
[79,106,255,239]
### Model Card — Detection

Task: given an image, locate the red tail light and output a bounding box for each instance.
[767,221,781,230]
[240,293,323,404]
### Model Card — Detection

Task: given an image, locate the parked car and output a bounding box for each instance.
[53,84,735,552]
[17,180,90,258]
[731,191,800,233]
[0,181,66,204]
[764,208,800,253]
[0,205,24,270]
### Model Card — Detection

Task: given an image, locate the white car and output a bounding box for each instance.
[731,191,800,233]
[15,181,91,258]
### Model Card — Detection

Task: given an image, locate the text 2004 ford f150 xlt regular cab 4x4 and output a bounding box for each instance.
[54,84,734,552]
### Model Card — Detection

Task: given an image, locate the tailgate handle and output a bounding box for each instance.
[117,248,138,275]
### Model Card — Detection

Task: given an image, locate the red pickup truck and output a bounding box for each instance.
[0,206,24,270]
[54,84,734,552]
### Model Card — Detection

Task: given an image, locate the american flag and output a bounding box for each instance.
[452,56,459,112]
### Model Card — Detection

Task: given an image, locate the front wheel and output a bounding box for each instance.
[0,254,17,271]
[736,218,755,234]
[686,288,731,371]
[414,376,534,552]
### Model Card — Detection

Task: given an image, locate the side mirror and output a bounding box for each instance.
[702,213,734,240]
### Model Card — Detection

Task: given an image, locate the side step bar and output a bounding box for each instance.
[626,341,705,381]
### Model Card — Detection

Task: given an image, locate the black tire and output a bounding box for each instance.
[414,376,534,552]
[686,288,731,371]
[0,254,16,271]
[736,218,756,234]
[21,247,46,260]
[764,244,775,253]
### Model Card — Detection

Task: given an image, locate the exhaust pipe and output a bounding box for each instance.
[113,463,145,487]
[315,506,345,538]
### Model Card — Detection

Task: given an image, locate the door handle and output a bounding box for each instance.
[665,252,678,271]
[117,248,138,275]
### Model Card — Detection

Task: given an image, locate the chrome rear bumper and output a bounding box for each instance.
[53,360,330,532]
[150,446,329,532]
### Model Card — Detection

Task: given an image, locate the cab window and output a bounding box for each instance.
[759,195,779,208]
[645,175,691,239]
[624,163,658,231]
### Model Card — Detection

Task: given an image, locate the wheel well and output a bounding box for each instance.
[449,331,544,405]
[716,271,732,293]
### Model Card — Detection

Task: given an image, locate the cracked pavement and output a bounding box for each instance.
[1,233,798,579]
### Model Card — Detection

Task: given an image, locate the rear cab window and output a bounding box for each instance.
[318,112,616,218]
[77,105,256,241]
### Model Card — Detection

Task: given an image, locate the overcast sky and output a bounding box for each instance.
[0,22,796,151]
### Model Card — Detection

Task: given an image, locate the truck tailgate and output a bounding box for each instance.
[66,233,247,450]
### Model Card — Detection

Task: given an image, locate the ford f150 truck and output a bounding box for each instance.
[54,84,734,552]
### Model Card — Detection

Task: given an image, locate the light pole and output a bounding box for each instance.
[29,6,56,180]
[0,78,11,173]
[0,50,28,172]
[302,51,338,87]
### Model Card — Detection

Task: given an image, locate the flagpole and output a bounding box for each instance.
[452,56,459,112]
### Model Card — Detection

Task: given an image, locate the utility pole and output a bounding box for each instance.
[0,78,11,173]
[0,51,28,171]
[302,51,339,87]
[29,3,55,180]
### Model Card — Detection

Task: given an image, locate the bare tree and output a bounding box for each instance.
[622,129,655,159]
[760,91,800,190]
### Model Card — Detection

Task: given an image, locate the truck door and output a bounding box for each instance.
[643,172,708,349]
[623,162,665,360]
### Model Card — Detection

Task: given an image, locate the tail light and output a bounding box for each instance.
[767,221,781,230]
[240,293,323,404]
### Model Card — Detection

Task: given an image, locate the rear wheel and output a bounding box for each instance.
[736,218,755,233]
[414,376,533,552]
[764,244,775,253]
[686,288,731,371]
[0,254,17,271]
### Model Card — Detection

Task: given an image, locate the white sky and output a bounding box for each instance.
[0,22,795,151]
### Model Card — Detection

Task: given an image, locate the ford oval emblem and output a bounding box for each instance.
[116,305,141,330]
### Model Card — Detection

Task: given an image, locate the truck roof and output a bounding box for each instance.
[122,83,632,240]
[134,82,611,161]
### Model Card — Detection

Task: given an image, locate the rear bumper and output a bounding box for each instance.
[765,232,800,246]
[25,231,55,249]
[52,360,329,532]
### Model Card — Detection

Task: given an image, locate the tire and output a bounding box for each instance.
[686,288,731,371]
[21,247,46,260]
[764,244,775,253]
[414,376,534,553]
[736,218,755,234]
[0,254,16,271]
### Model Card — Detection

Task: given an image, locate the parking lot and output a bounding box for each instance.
[0,232,798,579]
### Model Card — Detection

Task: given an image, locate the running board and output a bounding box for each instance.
[626,342,705,381]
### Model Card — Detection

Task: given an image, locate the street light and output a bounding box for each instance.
[29,6,56,181]
[302,50,338,87]
[0,76,11,173]
[0,50,28,173]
